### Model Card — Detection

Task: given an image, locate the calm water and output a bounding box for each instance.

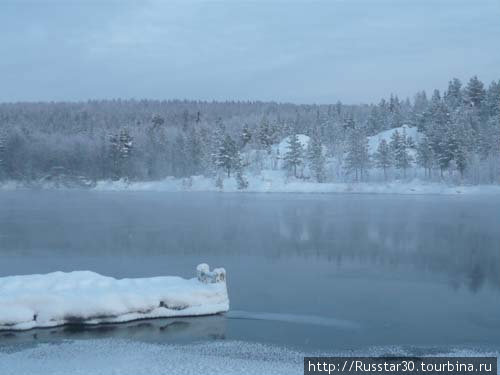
[0,191,499,353]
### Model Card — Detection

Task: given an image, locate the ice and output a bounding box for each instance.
[0,264,229,331]
[0,339,497,375]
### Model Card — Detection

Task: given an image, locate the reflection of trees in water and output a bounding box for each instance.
[1,194,498,293]
[273,200,500,294]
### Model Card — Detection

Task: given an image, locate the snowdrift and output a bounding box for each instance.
[0,264,229,331]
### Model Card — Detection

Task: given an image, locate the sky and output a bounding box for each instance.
[1,0,499,104]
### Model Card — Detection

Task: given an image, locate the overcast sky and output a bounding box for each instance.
[1,0,499,104]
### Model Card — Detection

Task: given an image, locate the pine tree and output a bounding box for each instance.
[216,134,238,177]
[108,129,133,180]
[283,133,303,178]
[108,132,120,180]
[344,128,370,182]
[119,129,133,180]
[210,118,226,175]
[306,134,326,182]
[444,78,463,109]
[450,108,475,178]
[258,118,275,153]
[390,129,414,178]
[464,76,486,108]
[373,139,392,181]
[241,124,252,148]
[416,136,434,178]
[235,152,248,190]
[485,80,500,117]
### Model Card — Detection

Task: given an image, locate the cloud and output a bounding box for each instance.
[0,0,499,103]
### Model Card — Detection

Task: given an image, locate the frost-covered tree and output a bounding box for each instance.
[215,135,238,177]
[390,129,414,178]
[464,76,486,108]
[373,139,392,181]
[235,152,248,190]
[344,128,370,182]
[444,78,463,109]
[283,133,303,178]
[108,129,133,180]
[240,124,252,148]
[306,134,326,182]
[416,136,434,178]
[258,118,276,154]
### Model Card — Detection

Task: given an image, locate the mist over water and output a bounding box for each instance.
[0,191,499,351]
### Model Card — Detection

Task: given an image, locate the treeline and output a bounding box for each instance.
[0,76,498,185]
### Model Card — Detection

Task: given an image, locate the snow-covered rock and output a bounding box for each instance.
[0,264,229,331]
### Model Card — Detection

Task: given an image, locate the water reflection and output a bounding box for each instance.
[0,315,226,345]
[0,192,498,293]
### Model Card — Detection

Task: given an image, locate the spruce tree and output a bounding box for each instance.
[283,133,303,178]
[306,134,326,182]
[344,128,370,182]
[464,76,486,108]
[373,139,392,181]
[118,129,133,180]
[241,124,252,148]
[390,129,414,178]
[216,135,238,177]
[416,136,434,178]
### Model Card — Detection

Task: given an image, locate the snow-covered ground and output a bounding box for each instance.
[0,264,228,331]
[2,172,500,195]
[367,124,420,155]
[0,339,497,375]
[89,172,500,195]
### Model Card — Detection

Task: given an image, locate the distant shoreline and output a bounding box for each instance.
[2,176,500,195]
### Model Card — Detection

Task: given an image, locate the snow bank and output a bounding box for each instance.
[0,264,229,331]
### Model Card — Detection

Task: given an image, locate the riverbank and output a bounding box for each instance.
[2,172,500,195]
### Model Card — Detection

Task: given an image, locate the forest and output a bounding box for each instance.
[0,76,498,187]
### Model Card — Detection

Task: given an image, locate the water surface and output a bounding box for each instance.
[0,191,499,353]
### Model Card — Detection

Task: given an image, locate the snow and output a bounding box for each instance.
[0,339,497,375]
[0,264,229,331]
[275,134,310,155]
[88,173,500,195]
[2,172,500,195]
[367,124,420,155]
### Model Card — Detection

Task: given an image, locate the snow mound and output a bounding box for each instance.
[368,125,420,154]
[0,264,229,331]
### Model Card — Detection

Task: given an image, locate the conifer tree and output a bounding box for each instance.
[390,129,414,178]
[216,135,238,177]
[464,76,486,108]
[373,139,392,181]
[241,124,252,148]
[306,134,326,182]
[416,136,434,178]
[283,133,303,178]
[344,128,370,182]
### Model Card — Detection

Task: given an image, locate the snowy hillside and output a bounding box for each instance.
[367,125,420,154]
[274,134,310,155]
[0,264,229,330]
